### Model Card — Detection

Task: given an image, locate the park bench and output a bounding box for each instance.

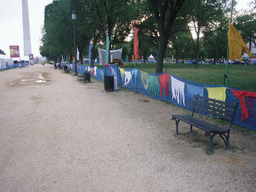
[172,95,238,153]
[78,74,83,81]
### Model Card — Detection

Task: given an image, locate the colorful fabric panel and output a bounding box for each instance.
[171,76,185,106]
[148,75,160,96]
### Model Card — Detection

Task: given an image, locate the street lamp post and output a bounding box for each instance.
[72,11,77,76]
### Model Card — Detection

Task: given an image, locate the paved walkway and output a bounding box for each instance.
[0,64,255,191]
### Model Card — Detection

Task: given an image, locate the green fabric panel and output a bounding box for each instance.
[148,75,160,96]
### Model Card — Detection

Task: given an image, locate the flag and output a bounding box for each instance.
[88,42,92,63]
[77,48,79,61]
[228,24,254,61]
[133,26,140,59]
[68,53,70,61]
[105,35,110,64]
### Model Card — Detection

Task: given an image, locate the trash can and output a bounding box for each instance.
[83,71,90,82]
[64,65,69,73]
[104,76,114,91]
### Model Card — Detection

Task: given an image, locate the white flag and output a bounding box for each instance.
[77,48,79,61]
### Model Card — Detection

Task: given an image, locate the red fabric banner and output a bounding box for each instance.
[133,26,140,59]
[231,89,256,121]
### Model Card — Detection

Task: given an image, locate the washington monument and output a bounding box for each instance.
[22,0,32,56]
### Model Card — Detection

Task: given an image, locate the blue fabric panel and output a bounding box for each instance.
[63,64,256,131]
[185,84,205,110]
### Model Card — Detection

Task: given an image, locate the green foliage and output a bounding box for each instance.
[40,0,73,61]
[146,0,186,73]
[0,49,5,55]
[185,0,229,68]
[235,13,256,47]
[40,0,255,70]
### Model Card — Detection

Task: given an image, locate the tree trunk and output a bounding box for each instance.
[195,27,200,68]
[155,35,168,73]
[90,47,94,67]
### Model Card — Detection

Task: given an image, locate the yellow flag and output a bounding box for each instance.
[228,24,254,61]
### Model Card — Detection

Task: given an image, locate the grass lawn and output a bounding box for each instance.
[117,62,256,92]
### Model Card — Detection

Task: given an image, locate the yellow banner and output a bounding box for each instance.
[228,24,254,61]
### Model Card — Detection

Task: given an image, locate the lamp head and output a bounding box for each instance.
[72,11,76,20]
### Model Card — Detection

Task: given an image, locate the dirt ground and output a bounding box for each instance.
[0,64,255,191]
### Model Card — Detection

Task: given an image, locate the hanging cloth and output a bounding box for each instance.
[148,75,160,96]
[124,71,132,86]
[94,67,97,76]
[159,73,170,96]
[91,67,94,77]
[206,87,227,102]
[110,66,117,76]
[247,97,255,118]
[171,76,185,106]
[140,71,149,90]
[119,68,125,80]
[186,84,205,101]
[231,89,256,121]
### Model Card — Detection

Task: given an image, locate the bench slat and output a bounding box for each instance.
[191,105,234,121]
[192,98,237,113]
[172,115,228,132]
[191,102,236,119]
[194,95,237,108]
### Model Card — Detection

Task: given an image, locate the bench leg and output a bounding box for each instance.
[208,133,217,153]
[219,132,230,149]
[190,124,193,132]
[172,118,180,135]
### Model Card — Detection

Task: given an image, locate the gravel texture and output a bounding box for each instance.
[0,64,255,191]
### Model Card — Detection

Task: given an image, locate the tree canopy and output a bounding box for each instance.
[40,0,256,70]
[0,49,5,55]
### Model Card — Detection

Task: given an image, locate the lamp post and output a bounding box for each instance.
[72,11,77,76]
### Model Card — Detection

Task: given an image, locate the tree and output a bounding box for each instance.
[40,0,73,63]
[235,13,256,51]
[88,0,138,63]
[146,0,186,73]
[0,49,5,55]
[202,10,229,64]
[186,0,228,68]
[170,30,195,61]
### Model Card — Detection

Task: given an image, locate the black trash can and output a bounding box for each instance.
[64,65,69,73]
[83,71,90,82]
[104,76,114,92]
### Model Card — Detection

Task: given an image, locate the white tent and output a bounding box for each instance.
[0,54,13,69]
[98,48,122,65]
[148,54,155,62]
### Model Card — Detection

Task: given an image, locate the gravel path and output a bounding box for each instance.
[0,64,255,191]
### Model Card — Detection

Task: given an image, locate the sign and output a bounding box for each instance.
[10,45,20,58]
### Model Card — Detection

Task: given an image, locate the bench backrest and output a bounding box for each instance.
[191,95,238,122]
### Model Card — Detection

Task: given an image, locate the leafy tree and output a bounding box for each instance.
[186,0,228,68]
[40,0,73,63]
[235,13,256,50]
[87,0,138,63]
[0,49,5,55]
[202,10,229,63]
[146,0,186,73]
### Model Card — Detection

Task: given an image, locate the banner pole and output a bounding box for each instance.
[225,0,234,86]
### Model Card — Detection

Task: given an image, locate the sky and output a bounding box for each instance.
[0,0,254,58]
